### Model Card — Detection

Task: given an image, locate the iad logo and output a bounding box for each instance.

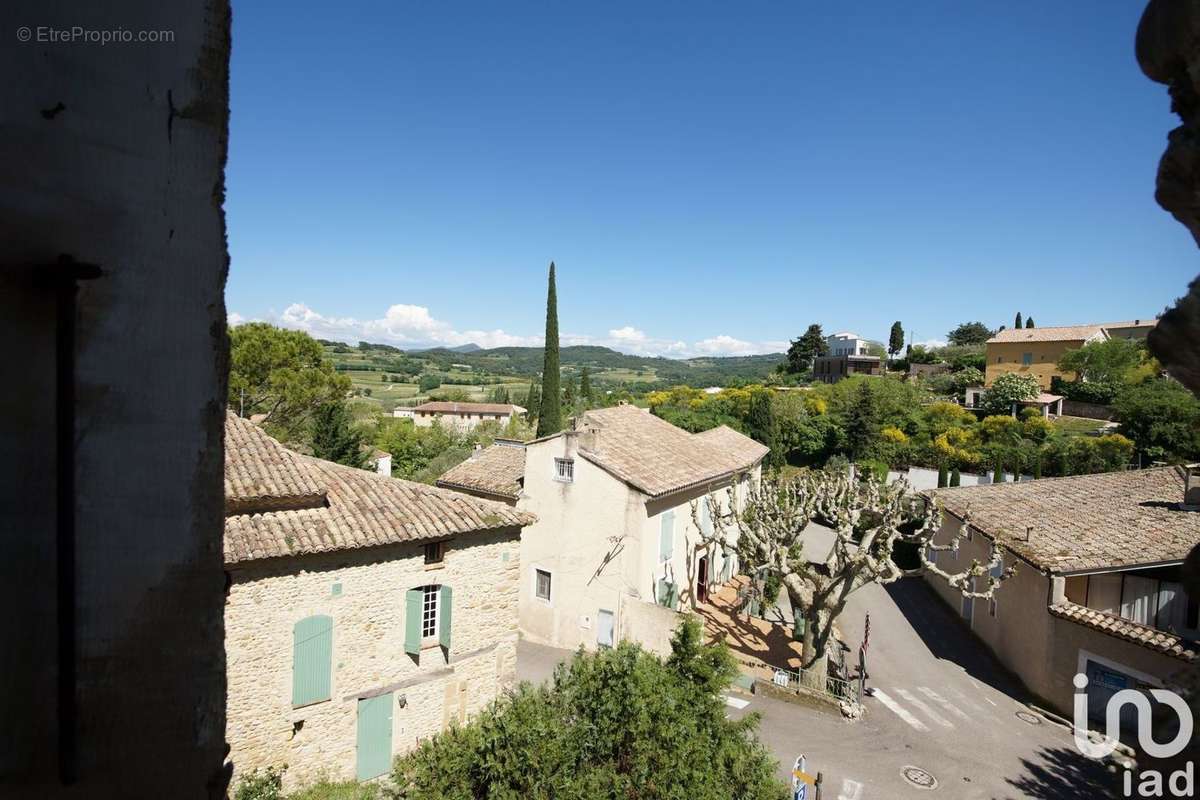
[1073,672,1194,797]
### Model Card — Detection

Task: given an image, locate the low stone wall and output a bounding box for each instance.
[1060,400,1117,421]
[618,596,684,659]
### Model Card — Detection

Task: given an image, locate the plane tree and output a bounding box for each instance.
[693,468,1013,686]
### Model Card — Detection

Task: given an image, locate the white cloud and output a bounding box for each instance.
[262,302,785,358]
[228,311,246,325]
[912,338,948,350]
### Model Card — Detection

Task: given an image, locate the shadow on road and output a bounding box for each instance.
[883,578,1031,699]
[999,746,1122,800]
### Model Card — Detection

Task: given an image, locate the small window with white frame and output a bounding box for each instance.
[421,584,439,638]
[534,568,552,602]
[554,458,574,483]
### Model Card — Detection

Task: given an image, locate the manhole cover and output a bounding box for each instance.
[1016,710,1042,725]
[901,766,938,790]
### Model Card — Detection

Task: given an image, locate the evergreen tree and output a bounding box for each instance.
[992,456,1004,484]
[786,324,829,373]
[1025,317,1035,328]
[949,467,961,487]
[888,321,905,359]
[844,381,878,460]
[1015,312,1023,329]
[746,392,781,467]
[563,374,577,408]
[580,366,593,404]
[524,380,541,423]
[937,463,948,488]
[536,262,563,437]
[310,400,368,469]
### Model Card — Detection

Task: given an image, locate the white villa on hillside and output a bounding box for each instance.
[396,401,526,432]
[438,404,768,654]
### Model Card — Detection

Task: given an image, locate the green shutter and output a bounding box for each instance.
[659,511,674,561]
[656,579,676,609]
[700,502,711,536]
[356,693,393,781]
[404,588,422,655]
[667,582,678,608]
[438,585,453,650]
[292,614,333,707]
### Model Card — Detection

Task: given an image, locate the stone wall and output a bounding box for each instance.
[1060,399,1116,421]
[617,596,685,659]
[0,2,230,795]
[225,528,521,790]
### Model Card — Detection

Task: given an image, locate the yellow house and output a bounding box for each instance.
[984,324,1109,389]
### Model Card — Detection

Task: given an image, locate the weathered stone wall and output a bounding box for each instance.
[617,596,685,659]
[0,1,230,796]
[225,528,521,790]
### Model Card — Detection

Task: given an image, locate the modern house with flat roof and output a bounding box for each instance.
[924,465,1200,726]
[437,404,768,655]
[223,414,535,789]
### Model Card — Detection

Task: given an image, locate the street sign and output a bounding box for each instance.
[792,755,818,799]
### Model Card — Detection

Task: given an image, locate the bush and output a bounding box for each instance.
[857,458,890,483]
[418,374,443,392]
[234,767,284,800]
[981,373,1040,415]
[289,780,381,800]
[1058,380,1118,405]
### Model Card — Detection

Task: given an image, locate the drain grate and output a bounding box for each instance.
[1016,710,1042,725]
[901,766,938,790]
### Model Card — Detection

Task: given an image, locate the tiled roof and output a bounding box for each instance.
[223,413,534,565]
[931,467,1198,573]
[1050,601,1197,663]
[412,401,524,415]
[987,324,1107,344]
[436,443,526,500]
[1101,319,1159,330]
[574,405,768,498]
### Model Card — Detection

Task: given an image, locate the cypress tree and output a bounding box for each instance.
[746,391,781,467]
[937,463,949,488]
[310,400,368,469]
[1025,317,1035,329]
[524,381,540,423]
[949,467,961,487]
[992,456,1004,484]
[564,375,576,408]
[1015,312,1023,329]
[536,262,562,436]
[580,367,593,404]
[888,321,905,359]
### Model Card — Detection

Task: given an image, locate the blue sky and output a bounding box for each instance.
[226,0,1196,357]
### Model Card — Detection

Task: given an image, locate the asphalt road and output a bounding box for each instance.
[515,572,1122,799]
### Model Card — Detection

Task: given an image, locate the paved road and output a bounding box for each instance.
[515,576,1120,799]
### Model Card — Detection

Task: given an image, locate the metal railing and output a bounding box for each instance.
[766,664,858,703]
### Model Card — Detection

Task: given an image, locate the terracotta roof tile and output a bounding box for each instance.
[436,443,526,500]
[931,467,1198,573]
[1050,601,1197,663]
[412,401,524,415]
[223,413,534,565]
[574,405,769,497]
[987,324,1107,344]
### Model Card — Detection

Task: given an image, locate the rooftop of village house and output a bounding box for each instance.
[223,412,534,565]
[930,465,1199,574]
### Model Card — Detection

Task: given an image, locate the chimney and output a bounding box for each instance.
[376,453,392,477]
[1184,464,1200,511]
[470,443,483,459]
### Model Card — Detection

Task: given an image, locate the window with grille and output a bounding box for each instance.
[554,458,574,482]
[535,568,552,602]
[421,585,439,638]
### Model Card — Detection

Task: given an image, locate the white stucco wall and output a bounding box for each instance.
[225,528,521,790]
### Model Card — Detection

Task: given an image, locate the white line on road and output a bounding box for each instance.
[871,689,929,731]
[895,688,954,728]
[839,778,864,800]
[723,695,750,709]
[947,687,987,713]
[918,686,971,721]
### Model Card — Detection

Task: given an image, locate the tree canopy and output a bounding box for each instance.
[310,401,368,469]
[1057,338,1145,385]
[786,324,828,373]
[888,321,905,357]
[1114,378,1200,463]
[228,322,351,440]
[389,618,786,800]
[946,321,995,347]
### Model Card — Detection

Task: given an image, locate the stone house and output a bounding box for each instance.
[223,413,535,789]
[436,440,526,505]
[924,466,1200,726]
[401,401,526,432]
[439,404,768,654]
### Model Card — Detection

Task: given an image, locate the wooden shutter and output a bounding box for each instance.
[292,614,333,707]
[438,585,453,650]
[404,588,422,655]
[659,511,674,561]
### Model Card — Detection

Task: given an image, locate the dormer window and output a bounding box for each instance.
[554,458,574,483]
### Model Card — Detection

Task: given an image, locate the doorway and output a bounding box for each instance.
[356,693,393,781]
[696,555,709,604]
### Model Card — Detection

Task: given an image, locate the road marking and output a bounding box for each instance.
[895,688,954,728]
[918,687,971,721]
[838,778,864,800]
[723,695,750,709]
[947,687,986,713]
[984,697,998,707]
[871,689,929,731]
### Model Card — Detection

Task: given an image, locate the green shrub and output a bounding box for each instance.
[234,767,284,800]
[949,467,961,487]
[289,780,380,800]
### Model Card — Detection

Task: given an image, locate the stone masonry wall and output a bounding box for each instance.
[225,527,521,790]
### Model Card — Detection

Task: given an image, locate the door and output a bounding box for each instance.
[696,556,709,604]
[960,591,974,623]
[1084,660,1141,735]
[356,693,393,781]
[597,609,614,648]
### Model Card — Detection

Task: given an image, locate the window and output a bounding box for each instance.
[989,556,1004,617]
[422,584,439,638]
[424,540,445,565]
[292,614,333,707]
[659,511,675,561]
[1022,352,1033,366]
[535,568,552,602]
[554,458,574,482]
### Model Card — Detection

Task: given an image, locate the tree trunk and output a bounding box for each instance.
[799,606,828,691]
